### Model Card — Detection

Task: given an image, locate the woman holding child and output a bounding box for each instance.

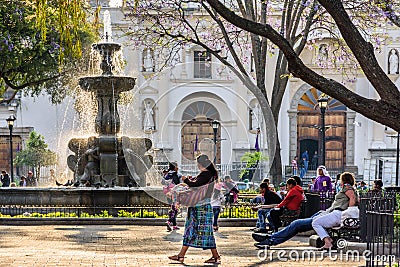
[168,154,221,264]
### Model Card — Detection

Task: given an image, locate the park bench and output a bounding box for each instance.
[328,217,361,244]
[280,208,301,226]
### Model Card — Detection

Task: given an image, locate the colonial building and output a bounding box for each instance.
[14,1,400,186]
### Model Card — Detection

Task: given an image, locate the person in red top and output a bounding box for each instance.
[266,178,304,232]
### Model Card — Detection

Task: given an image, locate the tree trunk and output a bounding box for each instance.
[270,138,283,184]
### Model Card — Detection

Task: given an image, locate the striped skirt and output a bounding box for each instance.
[182,203,216,249]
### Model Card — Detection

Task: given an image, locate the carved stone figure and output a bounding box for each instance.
[143,49,154,72]
[319,44,328,61]
[389,49,399,74]
[143,102,155,130]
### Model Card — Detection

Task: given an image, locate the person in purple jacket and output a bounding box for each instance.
[313,165,332,192]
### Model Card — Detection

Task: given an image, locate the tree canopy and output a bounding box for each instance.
[0,0,98,103]
[14,131,57,179]
[124,0,385,179]
[205,0,400,132]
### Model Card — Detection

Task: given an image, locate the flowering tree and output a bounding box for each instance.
[0,0,98,103]
[206,0,400,134]
[124,0,375,180]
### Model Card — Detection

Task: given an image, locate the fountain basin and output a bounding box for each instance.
[79,76,136,94]
[0,187,166,206]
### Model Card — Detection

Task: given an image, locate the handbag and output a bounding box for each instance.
[177,182,212,207]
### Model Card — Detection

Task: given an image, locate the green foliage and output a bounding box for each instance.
[14,131,58,179]
[219,206,257,219]
[0,0,98,103]
[239,151,268,179]
[95,210,112,218]
[118,209,167,218]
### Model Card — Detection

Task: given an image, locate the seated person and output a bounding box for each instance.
[253,212,321,248]
[266,178,304,232]
[252,182,282,233]
[276,182,287,200]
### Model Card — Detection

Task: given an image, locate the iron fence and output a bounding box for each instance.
[0,203,258,219]
[364,191,399,267]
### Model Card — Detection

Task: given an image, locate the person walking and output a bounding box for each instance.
[313,165,332,193]
[301,150,309,172]
[211,179,224,232]
[26,171,37,187]
[168,154,220,264]
[0,170,10,187]
[291,156,298,175]
[19,176,27,187]
[223,175,239,206]
[164,162,182,231]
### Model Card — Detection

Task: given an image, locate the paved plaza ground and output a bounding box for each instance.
[0,224,366,266]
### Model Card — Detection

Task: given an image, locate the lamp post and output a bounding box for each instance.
[6,115,16,183]
[317,95,329,166]
[211,120,220,165]
[385,127,400,186]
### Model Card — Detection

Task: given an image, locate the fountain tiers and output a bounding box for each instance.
[67,41,153,187]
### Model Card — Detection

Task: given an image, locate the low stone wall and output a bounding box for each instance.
[0,187,167,206]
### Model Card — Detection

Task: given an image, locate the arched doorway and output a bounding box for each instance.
[181,101,220,164]
[297,88,346,170]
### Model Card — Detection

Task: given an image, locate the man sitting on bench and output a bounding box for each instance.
[266,178,304,232]
[252,181,282,233]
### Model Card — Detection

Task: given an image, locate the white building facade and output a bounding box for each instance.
[10,2,400,186]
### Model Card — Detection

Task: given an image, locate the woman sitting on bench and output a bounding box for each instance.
[311,172,358,250]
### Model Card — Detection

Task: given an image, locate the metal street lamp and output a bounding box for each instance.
[385,127,399,186]
[211,120,220,165]
[6,115,16,183]
[317,95,329,166]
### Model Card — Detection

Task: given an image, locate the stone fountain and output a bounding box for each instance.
[67,34,152,187]
[0,14,168,210]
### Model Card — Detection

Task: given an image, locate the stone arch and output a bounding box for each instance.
[288,83,356,169]
[181,101,221,163]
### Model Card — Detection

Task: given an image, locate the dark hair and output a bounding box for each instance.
[260,182,269,189]
[168,161,178,171]
[340,172,355,186]
[291,175,302,186]
[1,170,5,174]
[286,178,296,186]
[262,178,270,184]
[336,173,341,181]
[374,179,383,188]
[196,154,218,177]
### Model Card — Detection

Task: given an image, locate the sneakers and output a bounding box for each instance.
[213,226,219,232]
[252,233,270,242]
[173,226,180,230]
[166,221,172,232]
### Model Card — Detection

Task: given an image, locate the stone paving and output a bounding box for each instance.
[0,225,366,266]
